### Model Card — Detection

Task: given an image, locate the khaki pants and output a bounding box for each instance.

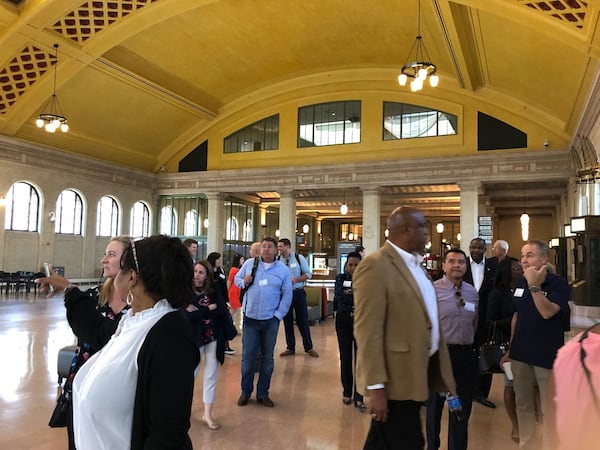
[511,360,551,449]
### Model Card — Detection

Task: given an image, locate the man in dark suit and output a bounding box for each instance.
[353,206,456,450]
[463,237,498,408]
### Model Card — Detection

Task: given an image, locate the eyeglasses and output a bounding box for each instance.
[455,290,465,308]
[130,239,140,273]
[512,266,523,272]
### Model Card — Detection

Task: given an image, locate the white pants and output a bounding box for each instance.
[195,340,218,404]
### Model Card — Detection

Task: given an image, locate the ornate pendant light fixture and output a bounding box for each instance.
[340,189,348,215]
[398,0,439,92]
[520,182,530,241]
[35,44,69,133]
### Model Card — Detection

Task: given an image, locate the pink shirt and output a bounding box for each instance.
[553,329,600,449]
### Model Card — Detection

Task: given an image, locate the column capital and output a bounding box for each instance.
[458,181,483,195]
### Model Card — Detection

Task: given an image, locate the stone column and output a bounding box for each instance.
[459,182,481,252]
[278,189,296,251]
[206,192,225,253]
[362,188,381,254]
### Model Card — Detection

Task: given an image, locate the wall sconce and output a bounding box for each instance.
[49,211,56,223]
[384,229,389,238]
[0,194,5,207]
[275,229,280,237]
[203,218,209,228]
[349,232,354,241]
[456,232,461,242]
[436,222,444,234]
[302,223,309,233]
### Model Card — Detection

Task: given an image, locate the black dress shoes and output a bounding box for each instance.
[257,396,275,407]
[237,394,250,406]
[474,397,496,408]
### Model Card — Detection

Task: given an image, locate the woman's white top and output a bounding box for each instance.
[72,299,175,450]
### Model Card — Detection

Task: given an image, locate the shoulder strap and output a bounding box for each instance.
[295,253,303,276]
[251,256,260,275]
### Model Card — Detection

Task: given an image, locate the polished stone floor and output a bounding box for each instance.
[1,288,524,450]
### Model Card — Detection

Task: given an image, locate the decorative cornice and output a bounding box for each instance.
[0,135,156,189]
[155,149,572,194]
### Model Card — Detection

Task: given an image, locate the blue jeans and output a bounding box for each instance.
[241,316,280,399]
[283,288,313,352]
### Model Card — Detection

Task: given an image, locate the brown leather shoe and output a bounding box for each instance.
[237,394,250,406]
[257,396,275,407]
[306,349,319,357]
[280,350,295,357]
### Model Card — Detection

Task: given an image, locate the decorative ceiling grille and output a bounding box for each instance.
[49,0,158,44]
[516,0,587,30]
[0,45,55,115]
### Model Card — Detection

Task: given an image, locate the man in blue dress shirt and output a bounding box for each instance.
[234,237,292,408]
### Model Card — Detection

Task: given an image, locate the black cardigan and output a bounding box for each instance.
[131,310,200,450]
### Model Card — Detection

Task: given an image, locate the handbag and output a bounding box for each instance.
[49,344,77,428]
[48,384,71,428]
[478,321,509,374]
[223,312,238,341]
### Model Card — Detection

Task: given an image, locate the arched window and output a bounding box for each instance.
[55,189,84,235]
[226,217,239,240]
[184,209,198,236]
[160,205,177,235]
[96,196,120,237]
[383,102,457,139]
[130,201,150,238]
[243,219,253,242]
[4,181,40,231]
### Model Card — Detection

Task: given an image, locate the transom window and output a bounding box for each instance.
[298,100,361,147]
[383,102,457,139]
[96,196,119,237]
[130,201,151,238]
[55,189,84,235]
[4,181,40,232]
[224,114,279,153]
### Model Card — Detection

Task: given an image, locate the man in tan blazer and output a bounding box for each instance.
[354,206,456,449]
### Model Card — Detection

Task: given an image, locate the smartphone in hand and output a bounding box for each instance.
[44,262,55,293]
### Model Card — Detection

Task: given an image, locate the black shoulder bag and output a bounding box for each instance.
[239,257,260,305]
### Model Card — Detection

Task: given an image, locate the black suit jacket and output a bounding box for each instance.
[464,257,498,344]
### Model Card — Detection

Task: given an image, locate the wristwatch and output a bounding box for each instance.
[529,285,542,293]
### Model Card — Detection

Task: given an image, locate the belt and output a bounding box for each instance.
[447,344,473,351]
[293,287,305,291]
[337,310,354,317]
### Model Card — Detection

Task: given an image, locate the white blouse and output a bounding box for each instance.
[72,299,175,450]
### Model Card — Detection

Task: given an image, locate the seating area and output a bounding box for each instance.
[0,271,44,295]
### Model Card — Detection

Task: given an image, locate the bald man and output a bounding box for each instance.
[354,206,455,449]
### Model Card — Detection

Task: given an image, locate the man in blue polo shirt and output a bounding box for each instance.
[277,238,319,357]
[502,240,570,449]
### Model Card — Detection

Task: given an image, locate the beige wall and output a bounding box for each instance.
[496,213,556,260]
[0,143,155,277]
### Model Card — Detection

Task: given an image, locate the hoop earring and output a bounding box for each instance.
[126,288,134,306]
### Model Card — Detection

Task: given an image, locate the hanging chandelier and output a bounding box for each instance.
[340,189,348,215]
[398,0,439,92]
[35,44,69,133]
[520,182,529,241]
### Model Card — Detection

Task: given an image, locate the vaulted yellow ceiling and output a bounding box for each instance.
[0,0,597,172]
